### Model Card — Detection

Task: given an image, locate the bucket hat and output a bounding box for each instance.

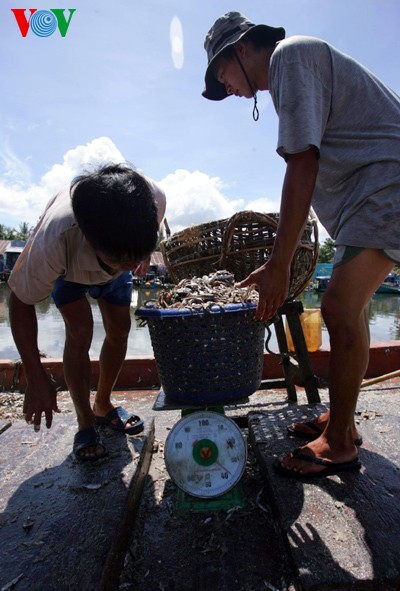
[202,11,285,101]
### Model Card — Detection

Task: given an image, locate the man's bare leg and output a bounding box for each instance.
[279,249,393,475]
[60,298,104,459]
[92,300,138,427]
[288,306,372,440]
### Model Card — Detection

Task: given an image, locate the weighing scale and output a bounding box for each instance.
[154,390,249,513]
[136,300,265,513]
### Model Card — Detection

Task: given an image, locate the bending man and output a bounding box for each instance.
[9,163,166,462]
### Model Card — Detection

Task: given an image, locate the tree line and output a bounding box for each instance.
[0,222,33,241]
[317,237,399,273]
[317,238,335,263]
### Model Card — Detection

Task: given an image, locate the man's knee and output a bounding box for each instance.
[104,316,131,343]
[321,295,365,348]
[320,295,340,329]
[65,323,93,350]
[321,295,350,336]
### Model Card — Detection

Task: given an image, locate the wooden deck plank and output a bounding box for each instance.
[0,414,154,591]
[248,393,400,591]
[0,419,11,434]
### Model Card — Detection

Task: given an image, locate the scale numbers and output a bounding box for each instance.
[164,411,247,498]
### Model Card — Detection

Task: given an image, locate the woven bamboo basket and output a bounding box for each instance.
[160,210,319,299]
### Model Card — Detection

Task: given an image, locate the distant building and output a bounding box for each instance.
[0,240,10,258]
[149,251,167,278]
[0,240,26,279]
[0,241,11,281]
[5,241,26,271]
[0,253,6,281]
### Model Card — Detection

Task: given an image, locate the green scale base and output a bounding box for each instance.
[174,481,246,515]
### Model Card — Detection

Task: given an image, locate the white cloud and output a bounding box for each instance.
[0,137,126,227]
[0,136,329,245]
[39,136,126,196]
[0,137,251,234]
[245,196,281,214]
[157,169,329,245]
[0,139,249,235]
[157,169,245,233]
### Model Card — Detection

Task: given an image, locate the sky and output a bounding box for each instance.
[1,0,399,243]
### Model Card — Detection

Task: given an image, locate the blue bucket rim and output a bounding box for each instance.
[135,301,257,318]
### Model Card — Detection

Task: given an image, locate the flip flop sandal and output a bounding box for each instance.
[73,426,108,462]
[95,406,144,435]
[287,421,363,446]
[273,448,361,479]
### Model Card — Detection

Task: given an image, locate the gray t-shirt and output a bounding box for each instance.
[269,35,400,249]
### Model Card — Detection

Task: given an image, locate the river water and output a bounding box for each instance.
[0,282,399,361]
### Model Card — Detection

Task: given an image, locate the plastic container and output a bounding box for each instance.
[285,308,322,353]
[135,302,265,405]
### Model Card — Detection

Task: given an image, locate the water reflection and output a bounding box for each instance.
[0,283,160,361]
[368,293,400,341]
[301,290,400,342]
[0,283,399,360]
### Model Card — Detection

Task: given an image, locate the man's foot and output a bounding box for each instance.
[94,405,144,435]
[73,426,108,462]
[287,412,362,446]
[275,436,360,478]
[274,450,361,479]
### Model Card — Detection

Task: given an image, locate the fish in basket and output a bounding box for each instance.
[135,272,265,405]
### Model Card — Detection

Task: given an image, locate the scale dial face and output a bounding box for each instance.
[164,411,247,498]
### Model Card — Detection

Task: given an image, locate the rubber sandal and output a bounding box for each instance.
[95,406,144,435]
[73,426,108,462]
[273,448,361,479]
[287,421,363,446]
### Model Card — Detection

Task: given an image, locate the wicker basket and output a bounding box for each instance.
[135,303,265,405]
[160,210,319,299]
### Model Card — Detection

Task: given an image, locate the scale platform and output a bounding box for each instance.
[152,388,250,411]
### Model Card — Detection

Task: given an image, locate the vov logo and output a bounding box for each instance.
[11,9,76,38]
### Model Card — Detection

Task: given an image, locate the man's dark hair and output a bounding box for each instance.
[71,163,159,262]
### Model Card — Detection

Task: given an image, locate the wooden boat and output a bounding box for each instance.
[376,273,400,294]
[315,273,400,295]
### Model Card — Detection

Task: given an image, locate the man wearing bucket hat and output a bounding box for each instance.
[202,12,400,478]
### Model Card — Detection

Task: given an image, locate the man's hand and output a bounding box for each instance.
[23,371,60,431]
[236,257,290,321]
[9,291,60,431]
[134,256,151,276]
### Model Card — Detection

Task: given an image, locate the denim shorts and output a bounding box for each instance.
[333,246,400,268]
[51,272,133,309]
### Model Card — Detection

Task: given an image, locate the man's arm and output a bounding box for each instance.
[237,148,319,320]
[9,291,59,430]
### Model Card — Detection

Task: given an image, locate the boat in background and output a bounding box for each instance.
[314,272,400,295]
[375,273,400,294]
[132,272,163,289]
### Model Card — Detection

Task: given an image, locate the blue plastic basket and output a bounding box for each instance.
[135,302,265,405]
